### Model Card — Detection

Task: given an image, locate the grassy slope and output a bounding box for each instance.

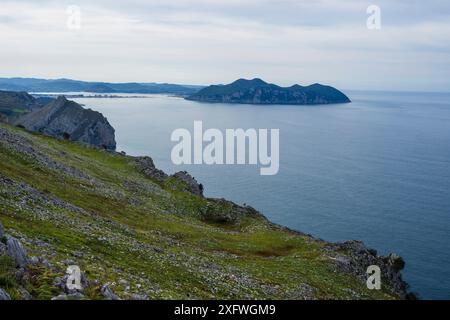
[0,123,395,300]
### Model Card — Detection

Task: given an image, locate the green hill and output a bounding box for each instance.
[0,123,408,300]
[186,78,351,105]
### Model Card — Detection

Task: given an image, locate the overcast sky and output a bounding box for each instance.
[0,0,449,91]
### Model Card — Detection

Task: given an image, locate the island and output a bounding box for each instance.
[186,78,351,105]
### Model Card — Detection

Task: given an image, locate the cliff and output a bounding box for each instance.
[0,122,412,300]
[14,96,116,150]
[186,78,351,105]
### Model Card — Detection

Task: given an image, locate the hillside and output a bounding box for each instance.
[0,123,411,300]
[0,91,46,120]
[186,78,351,105]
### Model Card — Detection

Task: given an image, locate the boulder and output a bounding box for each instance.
[0,288,11,300]
[101,284,120,300]
[51,294,68,301]
[6,236,29,267]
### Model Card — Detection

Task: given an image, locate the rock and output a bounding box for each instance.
[18,288,32,300]
[385,253,405,272]
[53,277,63,288]
[101,285,120,300]
[327,240,413,299]
[0,288,11,300]
[0,242,6,256]
[130,293,149,300]
[29,256,39,265]
[172,171,204,197]
[134,156,168,182]
[6,236,29,267]
[14,96,116,150]
[54,291,86,301]
[51,294,68,300]
[72,251,83,258]
[0,221,5,238]
[118,279,129,286]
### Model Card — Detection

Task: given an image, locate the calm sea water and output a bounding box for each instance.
[72,91,450,299]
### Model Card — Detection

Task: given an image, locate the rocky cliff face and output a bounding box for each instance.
[187,78,351,105]
[15,96,116,150]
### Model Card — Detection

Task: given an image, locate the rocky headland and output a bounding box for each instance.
[0,90,116,150]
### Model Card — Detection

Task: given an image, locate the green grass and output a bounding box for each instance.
[0,123,399,300]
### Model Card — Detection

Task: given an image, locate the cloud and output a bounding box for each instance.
[0,0,449,91]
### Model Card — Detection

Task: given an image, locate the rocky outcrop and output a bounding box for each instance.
[101,284,120,300]
[1,222,30,268]
[326,240,415,299]
[133,157,206,197]
[187,78,351,105]
[15,96,116,150]
[202,198,264,224]
[172,171,204,197]
[134,156,168,182]
[6,236,29,268]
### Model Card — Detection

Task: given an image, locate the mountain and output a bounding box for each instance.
[0,121,412,300]
[186,78,351,105]
[14,96,116,150]
[0,77,204,95]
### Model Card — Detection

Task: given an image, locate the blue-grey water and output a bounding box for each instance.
[72,91,450,300]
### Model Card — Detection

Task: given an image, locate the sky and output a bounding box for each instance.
[0,0,449,91]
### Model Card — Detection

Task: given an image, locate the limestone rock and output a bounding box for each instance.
[6,236,29,267]
[0,288,11,300]
[15,96,116,150]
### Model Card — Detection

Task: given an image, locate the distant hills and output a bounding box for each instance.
[0,77,351,105]
[0,90,49,118]
[0,77,203,95]
[186,78,351,105]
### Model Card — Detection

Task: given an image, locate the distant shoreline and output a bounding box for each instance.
[29,93,192,99]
